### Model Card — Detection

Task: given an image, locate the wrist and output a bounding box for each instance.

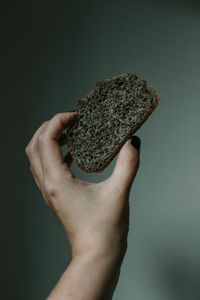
[71,236,127,262]
[72,241,127,270]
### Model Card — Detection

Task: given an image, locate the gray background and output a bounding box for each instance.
[1,0,200,299]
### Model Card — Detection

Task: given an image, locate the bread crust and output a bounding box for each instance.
[66,72,159,173]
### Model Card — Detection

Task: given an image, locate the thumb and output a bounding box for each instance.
[108,136,141,196]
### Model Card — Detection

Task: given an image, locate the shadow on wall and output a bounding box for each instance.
[156,251,200,300]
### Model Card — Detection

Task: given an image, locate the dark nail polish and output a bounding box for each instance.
[131,135,141,150]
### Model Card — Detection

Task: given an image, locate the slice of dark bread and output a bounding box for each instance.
[66,72,159,173]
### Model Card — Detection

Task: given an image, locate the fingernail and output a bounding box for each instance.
[131,135,141,151]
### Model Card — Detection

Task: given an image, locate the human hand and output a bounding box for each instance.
[25,112,140,259]
[25,112,141,299]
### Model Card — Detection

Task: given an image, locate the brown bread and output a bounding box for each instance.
[66,72,159,173]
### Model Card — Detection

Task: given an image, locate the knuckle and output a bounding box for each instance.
[53,113,64,122]
[25,145,30,156]
[44,180,57,197]
[43,171,63,196]
[30,140,38,153]
[37,133,45,145]
[26,140,38,155]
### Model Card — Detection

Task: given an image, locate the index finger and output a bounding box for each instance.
[38,112,78,179]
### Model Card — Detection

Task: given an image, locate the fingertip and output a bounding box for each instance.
[65,111,80,121]
[122,140,140,168]
[130,136,141,151]
[48,112,79,136]
[67,111,79,116]
[51,111,78,121]
[125,136,141,158]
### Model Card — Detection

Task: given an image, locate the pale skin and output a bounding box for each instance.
[25,112,140,300]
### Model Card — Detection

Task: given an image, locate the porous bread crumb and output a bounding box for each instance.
[66,73,159,173]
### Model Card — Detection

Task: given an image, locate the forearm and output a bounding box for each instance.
[46,247,126,300]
